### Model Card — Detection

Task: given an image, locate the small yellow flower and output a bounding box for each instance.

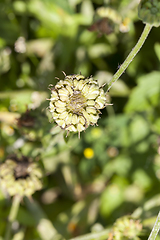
[84,148,94,159]
[49,73,108,137]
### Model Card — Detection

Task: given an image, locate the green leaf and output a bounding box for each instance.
[125,71,160,112]
[100,183,124,217]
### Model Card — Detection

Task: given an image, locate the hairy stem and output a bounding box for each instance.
[148,211,160,240]
[70,229,110,240]
[107,23,152,91]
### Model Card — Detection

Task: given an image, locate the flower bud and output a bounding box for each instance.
[138,0,160,27]
[112,216,142,240]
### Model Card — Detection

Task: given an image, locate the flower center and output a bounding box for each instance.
[14,162,30,179]
[67,91,86,114]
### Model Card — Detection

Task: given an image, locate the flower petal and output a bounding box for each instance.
[56,119,66,128]
[77,123,85,132]
[86,107,97,114]
[51,90,59,100]
[55,100,66,108]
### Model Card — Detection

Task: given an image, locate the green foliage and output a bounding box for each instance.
[0,0,160,239]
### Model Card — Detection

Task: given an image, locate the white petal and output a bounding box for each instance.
[65,113,73,125]
[95,97,106,109]
[82,110,90,124]
[88,114,99,124]
[49,102,55,111]
[66,86,73,95]
[51,90,58,100]
[66,125,77,132]
[78,116,85,125]
[87,93,99,99]
[55,80,64,88]
[82,84,90,95]
[77,123,85,132]
[73,79,78,87]
[56,119,66,128]
[56,107,66,113]
[87,100,95,106]
[59,111,68,119]
[52,112,59,119]
[86,107,97,114]
[72,114,78,124]
[77,80,86,90]
[55,100,66,108]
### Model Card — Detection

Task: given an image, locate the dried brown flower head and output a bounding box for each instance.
[0,155,43,196]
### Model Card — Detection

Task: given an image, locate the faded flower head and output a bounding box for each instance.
[49,73,108,136]
[112,216,142,240]
[138,0,160,27]
[0,155,43,196]
[17,109,35,128]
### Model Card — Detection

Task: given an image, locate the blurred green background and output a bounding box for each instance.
[1,0,160,239]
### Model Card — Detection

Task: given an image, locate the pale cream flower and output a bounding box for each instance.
[0,156,43,196]
[49,73,108,137]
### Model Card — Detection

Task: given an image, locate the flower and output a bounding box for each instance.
[112,216,142,240]
[17,109,35,128]
[49,73,108,137]
[0,155,43,196]
[84,148,94,159]
[138,0,160,27]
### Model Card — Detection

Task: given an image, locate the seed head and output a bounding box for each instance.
[17,109,35,128]
[112,216,142,240]
[138,0,160,27]
[0,155,43,196]
[49,74,108,136]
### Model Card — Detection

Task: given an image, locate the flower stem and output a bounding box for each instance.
[4,195,22,240]
[70,229,110,240]
[107,23,152,91]
[25,197,63,240]
[148,211,160,240]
